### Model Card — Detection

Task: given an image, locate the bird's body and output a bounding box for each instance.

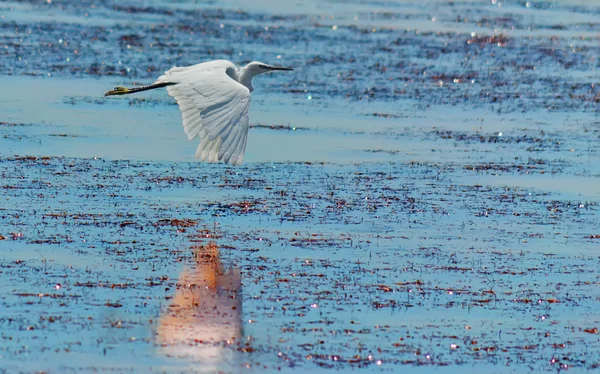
[105,60,293,165]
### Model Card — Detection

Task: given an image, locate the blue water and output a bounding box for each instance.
[1,0,600,373]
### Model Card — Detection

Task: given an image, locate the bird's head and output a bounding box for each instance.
[239,61,294,92]
[244,61,294,76]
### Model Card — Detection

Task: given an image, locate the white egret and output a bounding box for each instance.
[104,60,293,165]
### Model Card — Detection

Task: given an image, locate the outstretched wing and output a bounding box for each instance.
[158,61,250,166]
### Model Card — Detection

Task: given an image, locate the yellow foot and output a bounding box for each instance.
[104,86,130,96]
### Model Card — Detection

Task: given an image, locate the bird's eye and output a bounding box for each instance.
[259,64,269,69]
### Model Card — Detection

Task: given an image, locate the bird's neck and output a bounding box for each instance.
[238,68,255,92]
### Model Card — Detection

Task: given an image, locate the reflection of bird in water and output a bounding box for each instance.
[156,242,242,372]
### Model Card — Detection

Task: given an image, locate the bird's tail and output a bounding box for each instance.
[104,81,176,96]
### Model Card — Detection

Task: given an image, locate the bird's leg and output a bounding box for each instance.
[104,82,177,96]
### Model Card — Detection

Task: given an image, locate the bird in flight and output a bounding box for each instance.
[104,60,293,165]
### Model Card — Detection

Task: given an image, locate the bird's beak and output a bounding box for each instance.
[268,66,294,71]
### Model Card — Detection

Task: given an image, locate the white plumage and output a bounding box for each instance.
[105,59,293,165]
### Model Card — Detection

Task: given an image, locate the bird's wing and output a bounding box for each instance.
[158,61,250,166]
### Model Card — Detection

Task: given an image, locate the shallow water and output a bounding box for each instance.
[1,0,600,373]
